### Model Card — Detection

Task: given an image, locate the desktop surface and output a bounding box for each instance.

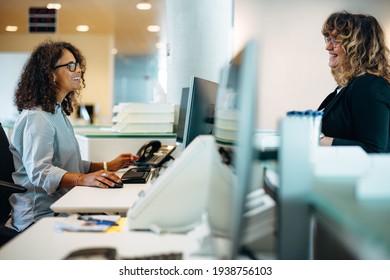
[310,183,390,259]
[0,217,192,260]
[51,182,147,215]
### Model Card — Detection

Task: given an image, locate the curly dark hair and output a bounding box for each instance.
[322,11,390,86]
[14,40,86,115]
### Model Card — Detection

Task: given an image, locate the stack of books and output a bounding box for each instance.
[112,102,175,133]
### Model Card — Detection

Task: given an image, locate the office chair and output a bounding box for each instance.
[0,123,27,247]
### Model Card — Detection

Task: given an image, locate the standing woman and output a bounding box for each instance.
[8,40,139,232]
[318,11,390,153]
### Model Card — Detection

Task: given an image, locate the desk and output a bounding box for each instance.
[270,166,390,259]
[310,183,390,259]
[0,217,193,260]
[50,183,147,215]
[51,168,148,215]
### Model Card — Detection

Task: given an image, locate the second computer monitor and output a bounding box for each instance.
[180,76,219,148]
[176,87,190,146]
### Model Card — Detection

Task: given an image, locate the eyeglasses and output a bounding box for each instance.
[54,62,80,72]
[324,36,341,47]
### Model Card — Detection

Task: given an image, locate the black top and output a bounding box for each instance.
[318,74,390,153]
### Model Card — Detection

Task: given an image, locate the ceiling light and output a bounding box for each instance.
[111,48,118,55]
[136,2,152,10]
[76,25,89,32]
[147,25,160,32]
[5,26,18,32]
[155,42,165,49]
[47,3,62,10]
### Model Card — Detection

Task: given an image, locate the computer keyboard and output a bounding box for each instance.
[122,252,183,260]
[65,247,182,260]
[121,167,161,184]
[121,167,151,184]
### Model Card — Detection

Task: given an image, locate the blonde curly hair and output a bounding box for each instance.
[322,11,390,86]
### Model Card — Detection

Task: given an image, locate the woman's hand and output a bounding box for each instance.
[107,153,140,171]
[77,170,122,188]
[319,135,334,146]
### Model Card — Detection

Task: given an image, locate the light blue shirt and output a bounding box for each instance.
[9,104,91,231]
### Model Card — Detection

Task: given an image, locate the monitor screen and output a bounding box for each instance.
[176,87,190,146]
[181,76,219,148]
[214,40,259,259]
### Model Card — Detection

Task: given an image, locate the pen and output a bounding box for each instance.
[88,220,118,226]
[77,216,118,226]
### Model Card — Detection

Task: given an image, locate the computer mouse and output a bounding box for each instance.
[104,177,124,188]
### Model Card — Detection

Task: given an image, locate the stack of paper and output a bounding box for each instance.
[112,102,175,133]
[214,109,238,143]
[242,190,276,245]
[207,187,276,246]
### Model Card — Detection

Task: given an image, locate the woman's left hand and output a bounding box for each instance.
[319,136,334,146]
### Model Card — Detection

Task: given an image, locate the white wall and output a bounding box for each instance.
[0,34,114,124]
[234,0,390,130]
[0,53,29,123]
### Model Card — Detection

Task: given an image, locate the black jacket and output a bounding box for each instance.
[318,74,390,153]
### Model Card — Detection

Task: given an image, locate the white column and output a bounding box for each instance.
[165,0,234,105]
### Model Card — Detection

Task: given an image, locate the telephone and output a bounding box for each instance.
[135,140,176,167]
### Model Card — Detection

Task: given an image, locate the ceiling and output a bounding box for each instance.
[0,0,166,55]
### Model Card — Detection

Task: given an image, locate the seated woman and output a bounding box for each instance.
[8,40,139,232]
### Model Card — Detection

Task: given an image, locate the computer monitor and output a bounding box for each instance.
[214,40,259,259]
[77,104,94,124]
[180,76,219,148]
[175,87,190,146]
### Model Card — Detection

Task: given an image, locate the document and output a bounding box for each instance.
[54,214,121,232]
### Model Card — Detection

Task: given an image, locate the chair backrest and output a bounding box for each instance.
[0,123,17,225]
[0,123,14,183]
